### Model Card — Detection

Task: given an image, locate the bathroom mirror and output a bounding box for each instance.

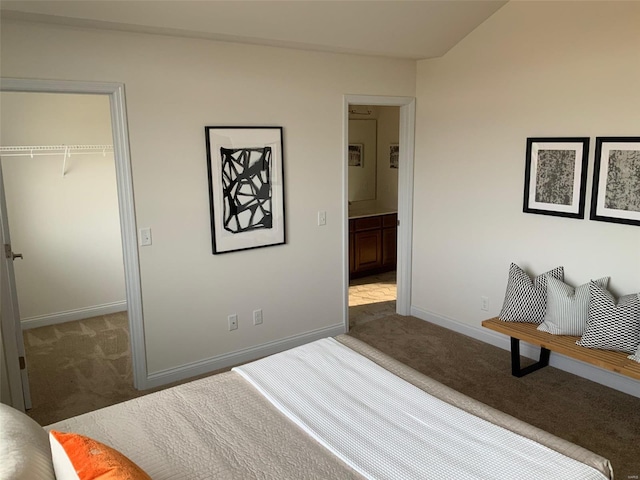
[348,119,377,202]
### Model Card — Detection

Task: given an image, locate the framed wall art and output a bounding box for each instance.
[205,126,286,254]
[590,136,640,226]
[389,144,399,169]
[348,144,363,167]
[523,137,589,219]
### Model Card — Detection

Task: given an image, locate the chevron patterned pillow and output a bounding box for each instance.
[537,276,610,336]
[498,263,564,323]
[577,283,640,354]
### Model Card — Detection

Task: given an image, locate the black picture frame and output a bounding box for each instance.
[523,137,589,219]
[590,136,640,226]
[205,126,286,254]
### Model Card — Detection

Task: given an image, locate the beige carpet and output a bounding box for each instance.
[23,312,232,427]
[24,312,142,425]
[23,312,639,478]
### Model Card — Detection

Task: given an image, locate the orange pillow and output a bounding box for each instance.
[49,430,151,480]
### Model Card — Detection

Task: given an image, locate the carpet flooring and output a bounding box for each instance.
[23,312,232,427]
[22,311,639,478]
[23,312,143,425]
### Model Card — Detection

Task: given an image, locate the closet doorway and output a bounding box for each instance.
[0,78,145,419]
[0,92,133,423]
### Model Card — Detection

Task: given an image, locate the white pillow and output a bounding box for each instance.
[537,276,609,336]
[0,403,55,480]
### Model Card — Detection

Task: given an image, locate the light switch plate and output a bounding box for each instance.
[139,228,152,246]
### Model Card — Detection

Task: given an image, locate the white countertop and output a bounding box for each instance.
[348,207,397,219]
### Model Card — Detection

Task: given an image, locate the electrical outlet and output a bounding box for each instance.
[253,309,263,325]
[228,314,238,331]
[481,296,489,312]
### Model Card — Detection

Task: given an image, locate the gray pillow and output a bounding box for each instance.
[577,284,640,354]
[0,403,55,480]
[499,263,564,323]
[537,276,609,336]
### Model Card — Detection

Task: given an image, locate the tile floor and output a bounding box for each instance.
[348,270,397,328]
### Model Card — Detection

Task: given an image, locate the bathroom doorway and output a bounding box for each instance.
[343,95,415,331]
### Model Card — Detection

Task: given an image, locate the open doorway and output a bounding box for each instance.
[343,94,415,332]
[347,105,400,328]
[0,78,146,420]
[0,91,135,423]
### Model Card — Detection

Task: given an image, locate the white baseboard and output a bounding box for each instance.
[410,306,640,399]
[21,301,128,329]
[144,323,347,390]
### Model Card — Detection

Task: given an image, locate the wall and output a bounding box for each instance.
[413,3,640,334]
[0,19,416,376]
[1,93,125,324]
[376,106,400,210]
[348,119,377,202]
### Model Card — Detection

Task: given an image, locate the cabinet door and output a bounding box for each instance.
[354,230,382,272]
[382,227,397,267]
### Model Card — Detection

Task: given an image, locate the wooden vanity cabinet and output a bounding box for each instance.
[349,213,397,278]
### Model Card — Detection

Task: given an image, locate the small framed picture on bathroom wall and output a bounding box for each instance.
[389,144,399,169]
[348,144,364,167]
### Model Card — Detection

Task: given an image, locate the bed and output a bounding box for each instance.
[2,335,614,480]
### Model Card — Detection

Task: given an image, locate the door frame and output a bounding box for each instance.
[343,95,415,329]
[0,77,148,395]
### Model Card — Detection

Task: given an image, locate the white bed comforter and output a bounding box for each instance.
[234,338,607,480]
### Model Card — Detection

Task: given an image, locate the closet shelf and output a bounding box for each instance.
[0,144,114,176]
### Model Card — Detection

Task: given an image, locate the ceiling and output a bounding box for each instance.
[0,1,507,60]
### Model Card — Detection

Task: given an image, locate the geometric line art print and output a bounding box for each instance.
[220,147,273,233]
[205,125,285,254]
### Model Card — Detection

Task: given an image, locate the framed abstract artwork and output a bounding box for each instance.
[523,137,590,219]
[590,136,640,226]
[205,126,286,254]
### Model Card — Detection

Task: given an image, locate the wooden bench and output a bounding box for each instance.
[482,317,640,380]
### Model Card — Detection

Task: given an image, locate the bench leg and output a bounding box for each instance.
[510,337,551,378]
